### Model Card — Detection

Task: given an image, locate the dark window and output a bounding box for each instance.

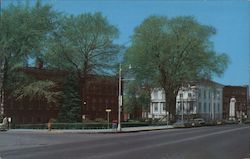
[204,103,206,112]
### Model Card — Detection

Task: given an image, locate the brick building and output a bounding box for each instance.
[4,67,119,124]
[248,98,250,119]
[223,85,248,120]
[4,67,67,124]
[82,75,118,121]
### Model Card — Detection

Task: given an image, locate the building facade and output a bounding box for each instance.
[149,80,223,121]
[148,88,166,119]
[4,67,119,124]
[248,98,250,119]
[223,85,248,120]
[82,75,118,121]
[176,86,198,119]
[193,81,223,121]
[4,67,67,124]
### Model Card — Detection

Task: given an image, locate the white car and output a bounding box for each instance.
[194,118,205,125]
[0,117,8,131]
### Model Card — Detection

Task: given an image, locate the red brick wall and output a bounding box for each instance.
[223,86,248,119]
[4,68,119,124]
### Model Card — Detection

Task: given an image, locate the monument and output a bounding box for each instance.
[229,98,236,120]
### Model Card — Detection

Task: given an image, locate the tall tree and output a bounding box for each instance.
[45,12,121,102]
[124,16,229,121]
[58,74,81,122]
[123,80,151,118]
[0,1,58,117]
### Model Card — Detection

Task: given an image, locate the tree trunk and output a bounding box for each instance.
[0,57,7,117]
[0,59,4,117]
[164,87,177,123]
[168,94,177,121]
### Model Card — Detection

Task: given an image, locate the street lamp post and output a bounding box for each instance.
[180,90,184,122]
[211,93,214,121]
[117,64,122,131]
[117,64,132,131]
[0,0,4,118]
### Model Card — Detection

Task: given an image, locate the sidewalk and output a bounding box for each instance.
[7,125,173,134]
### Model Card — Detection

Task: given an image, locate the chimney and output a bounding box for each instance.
[36,58,43,69]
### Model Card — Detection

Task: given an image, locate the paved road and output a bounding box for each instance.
[0,125,249,159]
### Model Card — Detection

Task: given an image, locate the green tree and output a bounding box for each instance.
[0,1,59,117]
[125,16,229,120]
[15,80,62,104]
[45,12,121,103]
[58,74,81,122]
[45,12,120,78]
[123,81,151,119]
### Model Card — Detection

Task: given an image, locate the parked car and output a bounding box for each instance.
[216,120,224,125]
[189,118,205,127]
[0,125,7,131]
[193,118,205,125]
[0,117,8,131]
[224,120,238,125]
[173,120,192,128]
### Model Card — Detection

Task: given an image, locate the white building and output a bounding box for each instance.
[148,88,167,119]
[196,81,223,121]
[149,80,224,121]
[176,86,198,117]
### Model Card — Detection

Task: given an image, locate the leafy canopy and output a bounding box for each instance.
[126,16,229,87]
[125,16,229,116]
[45,12,121,77]
[0,1,60,104]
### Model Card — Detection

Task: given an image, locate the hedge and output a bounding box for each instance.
[13,121,169,129]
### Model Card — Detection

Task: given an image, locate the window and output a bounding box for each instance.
[204,90,206,99]
[208,103,211,113]
[188,93,192,97]
[152,91,158,99]
[162,92,165,100]
[163,103,166,111]
[204,103,206,113]
[154,91,158,99]
[198,102,201,113]
[158,91,162,99]
[154,103,158,112]
[217,91,220,100]
[179,93,183,98]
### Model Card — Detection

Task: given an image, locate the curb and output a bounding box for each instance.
[6,126,174,134]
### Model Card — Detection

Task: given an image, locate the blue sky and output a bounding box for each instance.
[4,0,250,86]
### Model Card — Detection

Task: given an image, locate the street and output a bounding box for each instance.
[0,125,249,159]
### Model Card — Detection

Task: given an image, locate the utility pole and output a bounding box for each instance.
[117,64,122,131]
[211,92,214,120]
[0,0,4,118]
[180,89,184,122]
